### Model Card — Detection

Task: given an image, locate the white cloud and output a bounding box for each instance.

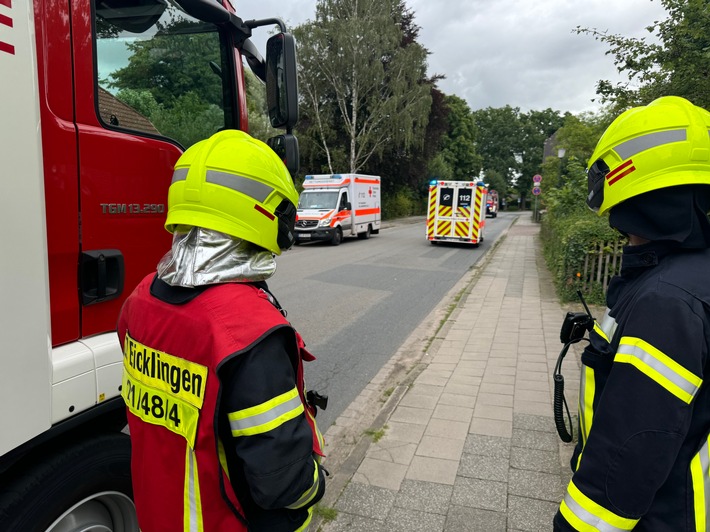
[235,0,667,113]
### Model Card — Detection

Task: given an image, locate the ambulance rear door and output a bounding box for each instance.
[452,184,475,241]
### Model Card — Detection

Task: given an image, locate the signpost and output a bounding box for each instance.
[532,175,542,221]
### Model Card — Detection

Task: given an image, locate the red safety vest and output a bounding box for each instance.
[118,275,324,532]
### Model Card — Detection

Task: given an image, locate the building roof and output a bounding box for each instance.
[97,87,161,136]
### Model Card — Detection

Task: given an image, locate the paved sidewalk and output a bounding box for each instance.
[313,215,582,532]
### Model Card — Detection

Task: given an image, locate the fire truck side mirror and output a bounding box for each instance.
[265,33,298,130]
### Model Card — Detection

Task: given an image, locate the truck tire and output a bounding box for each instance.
[357,225,371,239]
[0,432,137,532]
[330,227,343,246]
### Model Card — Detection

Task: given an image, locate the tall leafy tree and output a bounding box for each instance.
[294,0,432,173]
[368,7,448,198]
[542,112,608,215]
[577,0,710,110]
[472,105,523,184]
[439,95,481,180]
[517,108,564,199]
[482,169,507,196]
[375,84,450,197]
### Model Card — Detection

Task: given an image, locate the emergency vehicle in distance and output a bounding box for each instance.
[486,189,499,218]
[426,180,487,246]
[295,174,382,245]
[0,0,297,529]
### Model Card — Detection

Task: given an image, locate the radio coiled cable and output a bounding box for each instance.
[552,339,588,443]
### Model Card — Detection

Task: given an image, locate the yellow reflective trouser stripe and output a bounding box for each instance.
[228,387,304,437]
[286,459,320,510]
[294,507,313,532]
[560,480,639,531]
[184,447,204,532]
[691,436,710,532]
[615,336,702,404]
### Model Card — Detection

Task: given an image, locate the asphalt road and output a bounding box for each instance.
[268,212,518,430]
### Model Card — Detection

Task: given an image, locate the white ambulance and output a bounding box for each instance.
[295,174,381,245]
[426,180,487,246]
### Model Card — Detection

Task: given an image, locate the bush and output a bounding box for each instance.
[382,187,425,219]
[541,209,620,305]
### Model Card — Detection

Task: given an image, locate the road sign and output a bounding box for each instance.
[532,174,542,183]
[532,186,541,196]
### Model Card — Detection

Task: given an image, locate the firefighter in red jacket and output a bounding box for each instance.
[554,96,710,530]
[118,130,326,531]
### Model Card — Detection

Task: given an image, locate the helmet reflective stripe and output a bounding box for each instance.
[172,168,189,184]
[613,129,687,160]
[171,169,275,203]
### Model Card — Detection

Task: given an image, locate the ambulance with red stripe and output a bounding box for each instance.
[426,180,487,246]
[0,0,297,529]
[295,174,382,245]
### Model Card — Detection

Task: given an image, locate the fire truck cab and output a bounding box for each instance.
[0,0,297,529]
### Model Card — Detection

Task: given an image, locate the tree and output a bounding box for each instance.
[517,108,565,199]
[439,95,481,180]
[577,0,710,110]
[472,106,523,184]
[482,169,507,196]
[294,0,432,173]
[542,112,607,215]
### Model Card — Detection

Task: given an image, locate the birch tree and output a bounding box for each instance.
[295,0,432,174]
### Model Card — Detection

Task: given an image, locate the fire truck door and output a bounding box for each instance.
[71,2,182,338]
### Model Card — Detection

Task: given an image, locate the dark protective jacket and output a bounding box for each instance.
[554,242,710,531]
[118,275,325,532]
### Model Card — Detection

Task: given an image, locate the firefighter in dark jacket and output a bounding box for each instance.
[554,96,710,531]
[118,130,326,532]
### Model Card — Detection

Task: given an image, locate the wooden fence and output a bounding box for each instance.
[578,240,623,293]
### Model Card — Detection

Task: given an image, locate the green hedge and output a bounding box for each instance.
[540,210,620,305]
[382,188,426,220]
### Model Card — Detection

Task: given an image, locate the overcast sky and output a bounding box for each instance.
[235,0,668,115]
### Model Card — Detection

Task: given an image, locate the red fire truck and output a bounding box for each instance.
[0,1,297,529]
[486,189,499,218]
